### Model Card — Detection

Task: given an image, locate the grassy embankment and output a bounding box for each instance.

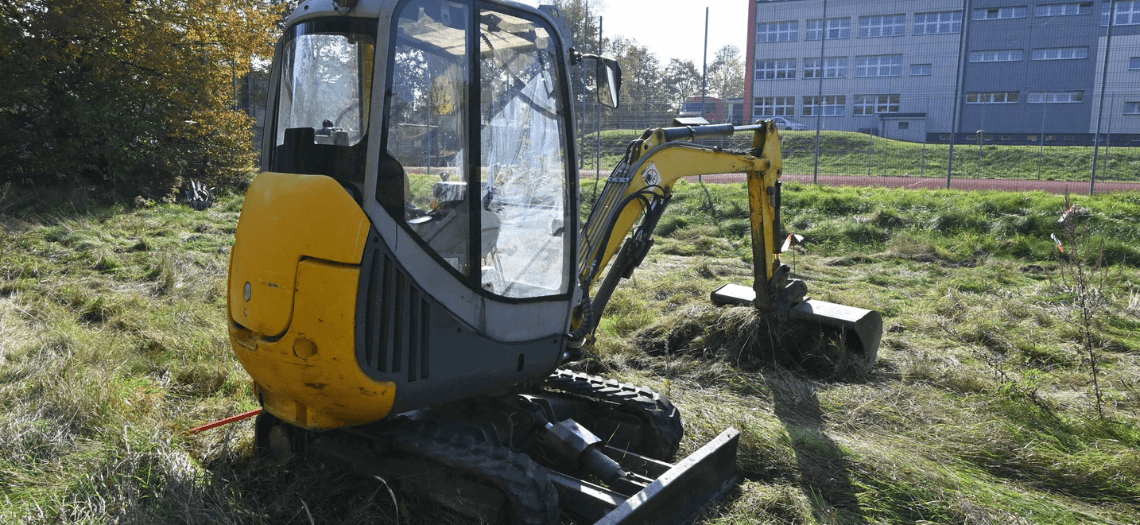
[1,182,1138,524]
[580,129,1140,182]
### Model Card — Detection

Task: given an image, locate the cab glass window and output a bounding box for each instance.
[271,19,375,185]
[478,10,569,298]
[386,1,571,299]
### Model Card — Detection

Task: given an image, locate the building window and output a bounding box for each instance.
[973,6,1027,20]
[803,95,846,116]
[1123,101,1140,115]
[914,11,962,34]
[910,63,933,76]
[966,92,1020,104]
[1036,3,1092,16]
[806,18,851,40]
[803,57,848,78]
[755,59,796,80]
[803,58,820,78]
[853,94,900,115]
[754,97,796,117]
[1102,1,1140,25]
[970,50,1024,62]
[855,55,902,77]
[898,122,910,130]
[1130,57,1140,70]
[823,57,847,78]
[1032,47,1089,60]
[859,14,906,37]
[1027,91,1083,103]
[757,21,798,43]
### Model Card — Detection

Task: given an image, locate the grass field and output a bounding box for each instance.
[579,129,1140,182]
[1,181,1138,524]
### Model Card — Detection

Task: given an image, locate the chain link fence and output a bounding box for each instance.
[574,96,1140,195]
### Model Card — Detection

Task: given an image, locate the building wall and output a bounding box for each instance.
[749,0,1140,143]
[880,115,928,141]
[1092,33,1140,134]
[962,0,1097,135]
[751,0,964,134]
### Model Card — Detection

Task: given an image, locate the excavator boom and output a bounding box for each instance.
[577,122,882,366]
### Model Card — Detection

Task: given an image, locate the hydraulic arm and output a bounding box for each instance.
[575,121,881,367]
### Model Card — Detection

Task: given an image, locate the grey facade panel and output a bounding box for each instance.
[750,0,1140,142]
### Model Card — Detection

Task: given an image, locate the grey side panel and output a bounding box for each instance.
[355,230,566,414]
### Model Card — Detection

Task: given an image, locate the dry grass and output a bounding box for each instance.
[1,183,1139,524]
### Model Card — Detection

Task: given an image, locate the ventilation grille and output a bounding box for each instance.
[361,251,430,382]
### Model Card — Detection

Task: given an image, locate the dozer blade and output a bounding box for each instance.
[711,283,882,365]
[553,427,739,525]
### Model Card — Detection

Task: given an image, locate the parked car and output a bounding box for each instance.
[769,116,807,130]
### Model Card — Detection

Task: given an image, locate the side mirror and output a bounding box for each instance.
[596,57,621,108]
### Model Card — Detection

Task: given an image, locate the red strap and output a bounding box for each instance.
[184,408,263,435]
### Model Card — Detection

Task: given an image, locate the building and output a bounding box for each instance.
[744,0,1140,144]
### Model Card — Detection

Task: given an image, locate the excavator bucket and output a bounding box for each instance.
[712,283,882,368]
[790,299,882,364]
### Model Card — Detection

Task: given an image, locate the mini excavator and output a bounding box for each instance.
[227,0,882,523]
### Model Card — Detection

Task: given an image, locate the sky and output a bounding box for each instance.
[519,1,751,68]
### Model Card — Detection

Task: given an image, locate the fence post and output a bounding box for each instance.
[1091,0,1118,196]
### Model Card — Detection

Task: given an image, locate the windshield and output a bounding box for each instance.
[385,1,571,299]
[269,18,376,184]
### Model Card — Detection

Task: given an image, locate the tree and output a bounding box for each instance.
[552,0,604,157]
[553,0,602,55]
[662,58,701,113]
[707,44,744,101]
[0,0,281,195]
[603,36,672,129]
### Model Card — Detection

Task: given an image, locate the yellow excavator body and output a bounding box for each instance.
[228,173,396,429]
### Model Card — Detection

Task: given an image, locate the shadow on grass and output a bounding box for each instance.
[766,371,867,524]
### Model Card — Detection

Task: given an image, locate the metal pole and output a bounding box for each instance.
[976,129,983,179]
[596,16,602,180]
[867,122,873,177]
[700,7,709,120]
[580,4,588,171]
[1091,0,1115,195]
[947,0,971,189]
[812,0,828,184]
[1037,103,1046,180]
[921,141,927,178]
[699,8,709,183]
[1104,92,1115,179]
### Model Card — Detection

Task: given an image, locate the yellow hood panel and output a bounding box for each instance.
[229,173,370,337]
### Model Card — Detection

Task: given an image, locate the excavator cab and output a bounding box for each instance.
[231,0,596,430]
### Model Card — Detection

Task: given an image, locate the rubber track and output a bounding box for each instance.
[391,421,560,525]
[542,369,684,461]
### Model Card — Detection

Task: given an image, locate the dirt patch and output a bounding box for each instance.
[633,304,872,380]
